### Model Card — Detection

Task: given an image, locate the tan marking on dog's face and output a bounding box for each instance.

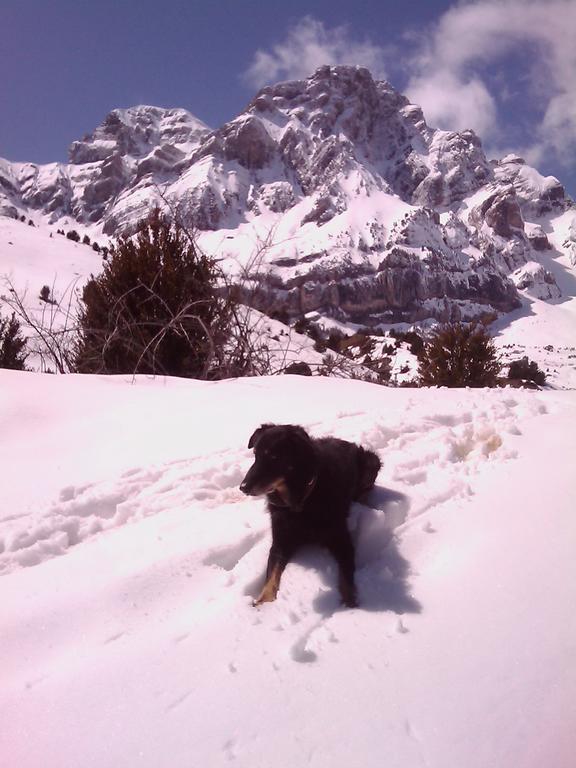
[253,562,283,606]
[245,474,285,497]
[250,475,288,498]
[268,478,289,504]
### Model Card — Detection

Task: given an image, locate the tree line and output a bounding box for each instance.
[1,209,546,387]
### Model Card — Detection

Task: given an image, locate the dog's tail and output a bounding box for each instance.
[354,447,381,501]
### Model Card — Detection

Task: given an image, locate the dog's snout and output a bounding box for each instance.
[239,468,254,495]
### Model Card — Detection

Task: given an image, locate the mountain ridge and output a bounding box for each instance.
[1,65,575,326]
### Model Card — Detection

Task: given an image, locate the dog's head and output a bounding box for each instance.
[354,447,382,501]
[240,423,317,509]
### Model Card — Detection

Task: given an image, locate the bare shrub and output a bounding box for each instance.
[3,278,80,373]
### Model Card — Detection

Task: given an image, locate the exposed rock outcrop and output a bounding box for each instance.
[1,66,574,325]
[511,262,561,300]
[479,189,525,238]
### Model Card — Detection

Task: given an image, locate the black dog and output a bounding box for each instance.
[240,423,381,608]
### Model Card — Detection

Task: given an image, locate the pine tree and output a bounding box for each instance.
[0,313,29,370]
[418,323,501,387]
[74,209,233,378]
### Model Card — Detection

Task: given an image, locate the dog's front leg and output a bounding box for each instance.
[253,547,289,606]
[327,529,358,608]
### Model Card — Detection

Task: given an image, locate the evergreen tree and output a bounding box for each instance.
[0,313,29,370]
[418,322,501,387]
[74,209,233,378]
[39,285,54,303]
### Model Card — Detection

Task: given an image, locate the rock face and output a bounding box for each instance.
[2,106,210,230]
[511,262,561,300]
[477,189,525,238]
[1,66,574,324]
[236,207,520,324]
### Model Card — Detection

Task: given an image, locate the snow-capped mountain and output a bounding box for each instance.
[1,66,575,325]
[0,106,210,227]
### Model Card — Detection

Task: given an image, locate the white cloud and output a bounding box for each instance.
[405,0,576,165]
[407,70,498,140]
[243,16,388,89]
[243,4,576,174]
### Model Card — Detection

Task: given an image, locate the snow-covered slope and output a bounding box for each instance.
[0,216,102,292]
[2,202,576,386]
[491,209,576,389]
[2,66,575,326]
[1,371,575,768]
[0,105,210,229]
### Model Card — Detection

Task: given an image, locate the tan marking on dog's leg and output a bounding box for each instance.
[253,562,284,606]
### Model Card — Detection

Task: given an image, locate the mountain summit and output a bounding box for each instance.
[1,66,574,324]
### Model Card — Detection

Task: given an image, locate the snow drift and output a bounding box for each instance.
[1,371,575,768]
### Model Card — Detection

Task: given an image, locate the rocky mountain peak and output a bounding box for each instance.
[233,65,491,209]
[1,65,574,327]
[69,105,210,165]
[249,65,399,139]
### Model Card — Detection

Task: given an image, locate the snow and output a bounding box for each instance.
[492,210,576,389]
[1,370,575,768]
[1,75,574,764]
[0,217,106,370]
[0,216,103,292]
[515,164,562,197]
[197,186,411,280]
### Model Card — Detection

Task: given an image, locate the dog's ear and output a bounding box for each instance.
[354,447,381,500]
[247,423,275,449]
[287,425,311,443]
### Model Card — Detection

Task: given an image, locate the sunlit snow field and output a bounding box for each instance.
[1,210,576,767]
[1,371,575,768]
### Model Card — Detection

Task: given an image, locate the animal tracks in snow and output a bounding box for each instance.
[0,451,251,574]
[0,387,543,674]
[203,531,265,572]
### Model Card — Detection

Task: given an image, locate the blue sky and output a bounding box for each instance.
[1,0,574,195]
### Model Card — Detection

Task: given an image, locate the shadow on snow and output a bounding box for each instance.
[245,485,421,618]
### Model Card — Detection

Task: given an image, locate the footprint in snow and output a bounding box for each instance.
[203,531,264,572]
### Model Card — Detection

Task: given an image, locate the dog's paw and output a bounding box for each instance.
[252,589,278,607]
[339,584,358,609]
